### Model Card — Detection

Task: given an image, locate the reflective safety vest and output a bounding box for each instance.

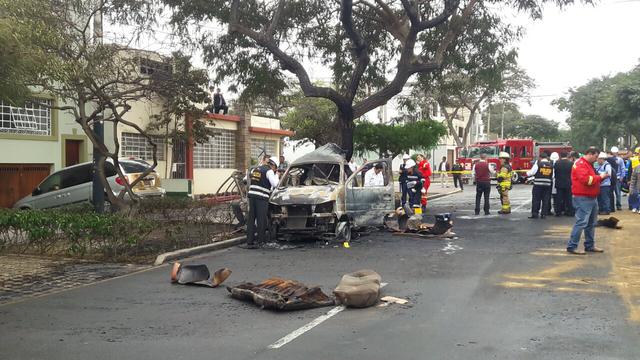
[497,164,512,190]
[248,165,271,200]
[534,160,553,187]
[632,156,640,171]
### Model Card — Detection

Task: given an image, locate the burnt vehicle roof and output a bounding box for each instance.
[290,143,347,165]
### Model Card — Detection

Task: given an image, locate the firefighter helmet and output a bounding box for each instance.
[498,152,510,159]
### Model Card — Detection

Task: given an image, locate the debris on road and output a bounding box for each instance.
[380,296,409,305]
[227,278,335,311]
[385,209,455,238]
[596,216,622,229]
[333,269,382,308]
[170,262,231,287]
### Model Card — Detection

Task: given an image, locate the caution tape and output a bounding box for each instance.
[430,169,533,175]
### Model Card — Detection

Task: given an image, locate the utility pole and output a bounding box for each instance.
[92,1,105,213]
[486,103,491,139]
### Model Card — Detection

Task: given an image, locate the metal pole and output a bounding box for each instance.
[486,104,491,139]
[92,3,105,213]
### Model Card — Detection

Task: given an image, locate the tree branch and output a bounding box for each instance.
[266,0,286,38]
[341,0,370,101]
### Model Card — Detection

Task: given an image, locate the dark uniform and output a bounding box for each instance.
[531,160,553,218]
[247,164,272,247]
[399,163,408,206]
[553,158,574,216]
[404,170,424,208]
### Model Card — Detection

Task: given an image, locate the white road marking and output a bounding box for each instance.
[442,241,463,255]
[267,282,388,350]
[512,199,532,213]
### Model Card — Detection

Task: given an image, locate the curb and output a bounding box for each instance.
[153,236,246,266]
[427,188,462,200]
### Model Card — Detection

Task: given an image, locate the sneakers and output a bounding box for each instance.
[566,248,586,255]
[632,209,638,213]
[585,247,604,253]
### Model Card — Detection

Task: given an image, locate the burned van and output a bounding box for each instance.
[269,144,395,241]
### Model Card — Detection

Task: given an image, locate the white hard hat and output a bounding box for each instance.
[402,154,411,160]
[598,152,608,159]
[550,152,559,161]
[405,159,416,168]
[498,151,510,159]
[611,146,619,153]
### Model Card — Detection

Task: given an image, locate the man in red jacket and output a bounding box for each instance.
[417,154,432,210]
[567,147,610,255]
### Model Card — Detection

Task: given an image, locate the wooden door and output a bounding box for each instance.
[65,140,82,167]
[0,164,51,208]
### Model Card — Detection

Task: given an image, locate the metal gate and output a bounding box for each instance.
[0,164,51,208]
[172,139,186,179]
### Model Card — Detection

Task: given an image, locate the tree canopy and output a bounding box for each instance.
[484,102,562,141]
[162,0,585,159]
[354,120,447,158]
[555,64,640,150]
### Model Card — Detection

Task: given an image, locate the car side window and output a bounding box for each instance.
[39,173,63,194]
[61,164,92,189]
[105,163,118,177]
[350,162,389,188]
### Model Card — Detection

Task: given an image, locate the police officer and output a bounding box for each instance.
[403,159,424,210]
[399,154,410,206]
[244,158,279,249]
[496,152,513,214]
[527,152,553,219]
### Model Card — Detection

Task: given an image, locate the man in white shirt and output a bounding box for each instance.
[364,163,385,187]
[348,158,359,174]
[438,156,450,188]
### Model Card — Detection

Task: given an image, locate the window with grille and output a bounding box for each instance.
[193,129,236,169]
[121,132,165,161]
[251,139,277,162]
[0,99,53,136]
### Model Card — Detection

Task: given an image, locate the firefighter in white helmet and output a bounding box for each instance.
[497,152,513,214]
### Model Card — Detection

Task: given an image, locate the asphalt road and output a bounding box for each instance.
[1,185,640,359]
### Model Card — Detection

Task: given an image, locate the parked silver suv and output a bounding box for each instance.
[13,159,165,210]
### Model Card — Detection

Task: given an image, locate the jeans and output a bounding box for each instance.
[629,192,640,210]
[400,181,408,206]
[614,180,622,209]
[531,185,551,217]
[475,181,491,214]
[598,186,611,213]
[568,196,598,251]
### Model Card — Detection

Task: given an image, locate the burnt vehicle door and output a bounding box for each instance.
[345,159,395,227]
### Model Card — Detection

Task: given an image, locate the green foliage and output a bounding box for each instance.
[354,120,447,158]
[484,102,562,141]
[282,96,339,146]
[555,64,640,149]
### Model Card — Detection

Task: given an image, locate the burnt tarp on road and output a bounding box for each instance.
[227,277,335,311]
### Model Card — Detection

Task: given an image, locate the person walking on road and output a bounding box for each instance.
[553,151,574,216]
[596,152,613,215]
[417,154,432,211]
[399,154,410,206]
[244,158,279,249]
[438,156,450,188]
[452,161,464,191]
[610,147,625,211]
[527,152,553,219]
[472,153,493,215]
[629,160,640,213]
[567,147,609,255]
[496,152,513,214]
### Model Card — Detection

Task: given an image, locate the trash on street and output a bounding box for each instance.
[333,269,381,308]
[227,277,335,311]
[170,262,232,287]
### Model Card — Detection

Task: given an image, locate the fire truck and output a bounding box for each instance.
[456,139,572,183]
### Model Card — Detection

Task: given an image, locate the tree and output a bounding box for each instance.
[555,64,640,150]
[483,102,561,141]
[354,120,447,158]
[282,95,339,146]
[1,0,209,209]
[163,0,581,159]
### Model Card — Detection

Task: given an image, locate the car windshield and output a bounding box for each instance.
[460,146,500,158]
[119,160,153,174]
[281,163,342,186]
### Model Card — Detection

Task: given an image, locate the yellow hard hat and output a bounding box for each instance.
[635,147,640,154]
[499,151,510,159]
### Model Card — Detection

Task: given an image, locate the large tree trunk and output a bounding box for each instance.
[337,108,355,160]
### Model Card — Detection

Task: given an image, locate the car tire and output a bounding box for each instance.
[336,221,351,242]
[511,172,520,184]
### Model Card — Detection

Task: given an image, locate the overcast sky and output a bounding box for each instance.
[513,0,640,125]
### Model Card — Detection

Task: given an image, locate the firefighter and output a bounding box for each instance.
[496,152,513,214]
[526,152,553,219]
[243,158,279,249]
[403,159,424,210]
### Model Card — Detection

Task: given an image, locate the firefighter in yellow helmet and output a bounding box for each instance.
[497,152,513,214]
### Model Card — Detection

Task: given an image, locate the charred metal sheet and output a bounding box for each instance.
[385,212,454,237]
[271,185,338,205]
[170,262,231,287]
[227,277,335,311]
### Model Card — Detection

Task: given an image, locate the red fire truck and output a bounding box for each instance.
[456,139,572,183]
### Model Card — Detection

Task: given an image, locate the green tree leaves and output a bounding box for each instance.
[354,120,447,158]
